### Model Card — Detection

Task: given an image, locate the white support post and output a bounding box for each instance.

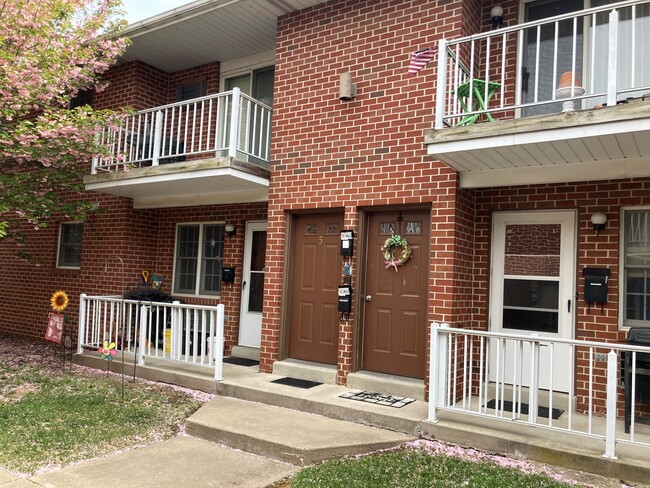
[428,322,440,422]
[603,350,618,459]
[77,294,87,354]
[171,301,181,360]
[214,304,225,381]
[428,322,450,422]
[138,305,148,366]
[434,40,448,130]
[151,110,163,166]
[228,87,241,158]
[528,336,540,424]
[607,9,619,107]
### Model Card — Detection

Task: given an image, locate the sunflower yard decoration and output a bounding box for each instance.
[381,234,412,272]
[50,290,69,312]
[45,290,69,344]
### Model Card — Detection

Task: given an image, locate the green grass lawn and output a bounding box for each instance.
[286,449,581,488]
[0,335,208,475]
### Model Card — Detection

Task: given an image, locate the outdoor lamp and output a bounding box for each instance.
[591,212,607,236]
[225,223,236,236]
[491,5,504,29]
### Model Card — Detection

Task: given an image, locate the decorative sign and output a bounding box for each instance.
[45,312,65,344]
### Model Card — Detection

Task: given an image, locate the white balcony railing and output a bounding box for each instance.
[77,294,225,380]
[92,87,272,173]
[428,323,650,459]
[435,0,650,128]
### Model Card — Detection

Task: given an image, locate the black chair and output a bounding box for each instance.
[624,328,650,433]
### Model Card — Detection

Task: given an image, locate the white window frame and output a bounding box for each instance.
[57,222,83,269]
[172,222,226,298]
[620,206,650,329]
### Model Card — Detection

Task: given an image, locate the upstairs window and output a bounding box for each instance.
[173,223,225,296]
[623,209,650,327]
[57,223,83,268]
[175,80,207,102]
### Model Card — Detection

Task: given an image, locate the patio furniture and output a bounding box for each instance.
[624,327,650,433]
[455,78,501,125]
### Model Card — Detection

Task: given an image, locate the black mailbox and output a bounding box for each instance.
[583,268,610,304]
[624,328,650,433]
[222,267,236,283]
[582,268,609,312]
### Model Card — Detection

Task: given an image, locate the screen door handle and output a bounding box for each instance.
[568,299,572,313]
[242,280,247,290]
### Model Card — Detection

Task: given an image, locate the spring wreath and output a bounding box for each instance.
[381,234,412,272]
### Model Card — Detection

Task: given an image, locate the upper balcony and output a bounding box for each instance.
[84,0,331,208]
[85,88,271,208]
[425,0,650,189]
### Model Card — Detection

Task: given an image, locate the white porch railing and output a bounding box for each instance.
[435,0,650,128]
[428,322,650,459]
[77,294,225,380]
[92,87,272,173]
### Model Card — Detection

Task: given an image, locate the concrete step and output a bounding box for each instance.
[272,358,337,384]
[347,371,425,401]
[185,396,414,466]
[216,371,427,435]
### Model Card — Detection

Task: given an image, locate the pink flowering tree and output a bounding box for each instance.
[0,0,128,238]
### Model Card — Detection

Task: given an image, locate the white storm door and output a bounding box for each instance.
[489,211,576,392]
[238,221,267,348]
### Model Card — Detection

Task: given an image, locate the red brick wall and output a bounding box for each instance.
[95,61,169,111]
[0,200,266,352]
[96,60,221,112]
[263,0,473,382]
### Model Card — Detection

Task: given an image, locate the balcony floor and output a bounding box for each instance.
[425,98,650,188]
[84,157,270,208]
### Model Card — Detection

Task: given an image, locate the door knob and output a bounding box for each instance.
[365,295,372,302]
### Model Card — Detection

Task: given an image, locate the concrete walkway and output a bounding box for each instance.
[7,353,647,487]
[0,395,412,488]
[1,437,297,488]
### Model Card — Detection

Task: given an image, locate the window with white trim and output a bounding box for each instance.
[173,223,225,296]
[623,209,650,327]
[57,223,83,268]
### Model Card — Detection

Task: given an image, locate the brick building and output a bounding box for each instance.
[2,0,650,414]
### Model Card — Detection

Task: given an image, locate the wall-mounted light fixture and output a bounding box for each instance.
[225,223,236,237]
[591,212,607,236]
[339,73,357,101]
[490,5,504,29]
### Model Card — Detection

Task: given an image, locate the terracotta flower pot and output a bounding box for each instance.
[558,71,581,88]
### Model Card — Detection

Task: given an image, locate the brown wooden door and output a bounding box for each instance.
[362,209,429,379]
[288,213,342,364]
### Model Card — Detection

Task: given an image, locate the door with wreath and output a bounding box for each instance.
[362,209,430,379]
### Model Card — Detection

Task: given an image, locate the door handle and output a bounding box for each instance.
[242,280,247,290]
[568,299,571,313]
[365,295,372,302]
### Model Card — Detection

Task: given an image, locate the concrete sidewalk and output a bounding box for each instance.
[0,395,413,488]
[0,436,298,488]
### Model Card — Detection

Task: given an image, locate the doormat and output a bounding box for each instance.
[222,357,259,367]
[484,399,564,420]
[340,390,415,408]
[271,377,323,389]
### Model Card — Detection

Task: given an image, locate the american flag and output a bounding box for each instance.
[408,47,436,76]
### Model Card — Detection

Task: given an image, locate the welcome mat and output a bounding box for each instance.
[340,390,416,408]
[222,357,259,367]
[271,377,323,389]
[484,399,564,420]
